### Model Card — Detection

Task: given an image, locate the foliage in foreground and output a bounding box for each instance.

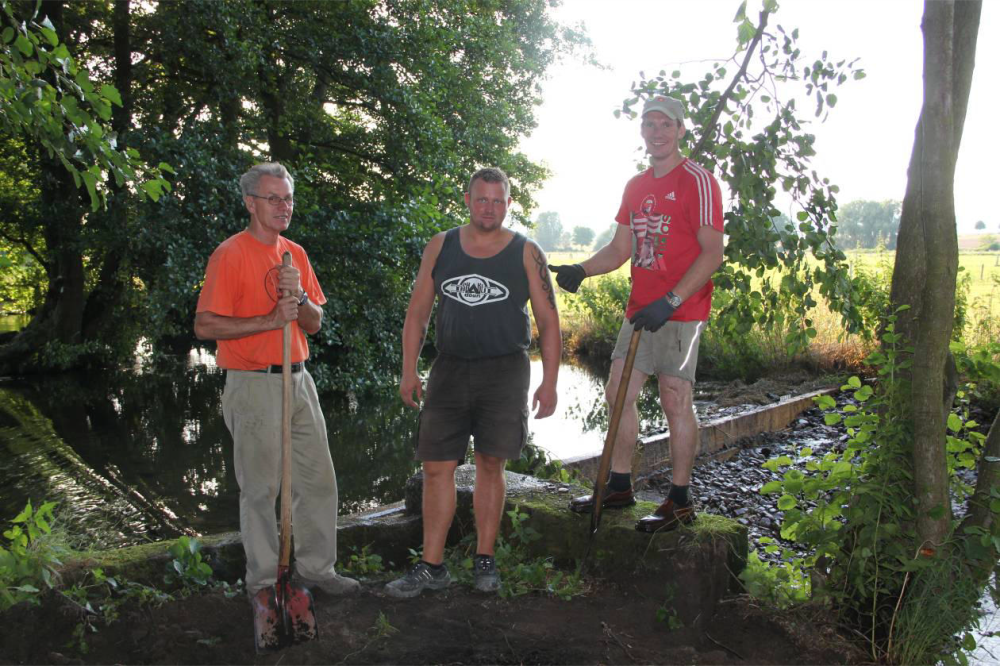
[442,506,586,601]
[0,500,65,609]
[750,308,1000,664]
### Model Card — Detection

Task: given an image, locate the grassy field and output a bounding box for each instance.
[546,247,1000,357]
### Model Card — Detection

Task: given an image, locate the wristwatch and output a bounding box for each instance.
[665,291,683,309]
[297,291,310,306]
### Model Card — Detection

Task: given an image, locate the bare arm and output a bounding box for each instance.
[669,226,725,301]
[194,308,286,340]
[525,240,561,419]
[194,263,322,339]
[579,224,632,278]
[399,233,445,408]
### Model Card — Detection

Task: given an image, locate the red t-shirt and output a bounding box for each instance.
[196,230,327,370]
[614,159,724,320]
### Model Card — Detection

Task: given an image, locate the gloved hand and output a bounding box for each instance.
[549,264,587,293]
[629,298,676,332]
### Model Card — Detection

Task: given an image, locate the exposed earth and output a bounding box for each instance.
[0,375,919,665]
[2,578,860,665]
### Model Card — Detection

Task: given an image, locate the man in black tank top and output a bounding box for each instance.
[385,167,562,598]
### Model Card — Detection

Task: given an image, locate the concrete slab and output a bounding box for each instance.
[561,387,836,482]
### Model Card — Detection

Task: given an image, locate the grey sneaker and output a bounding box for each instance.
[473,555,500,592]
[384,562,451,598]
[295,572,360,596]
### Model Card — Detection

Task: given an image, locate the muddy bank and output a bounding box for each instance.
[2,576,862,666]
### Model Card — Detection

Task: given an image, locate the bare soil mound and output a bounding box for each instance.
[0,580,861,665]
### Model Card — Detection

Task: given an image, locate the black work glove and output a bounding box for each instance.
[549,264,587,293]
[629,298,676,332]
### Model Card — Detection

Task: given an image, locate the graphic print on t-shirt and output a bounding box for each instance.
[631,208,672,270]
[441,274,510,307]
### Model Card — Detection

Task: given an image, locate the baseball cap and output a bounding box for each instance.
[641,95,685,121]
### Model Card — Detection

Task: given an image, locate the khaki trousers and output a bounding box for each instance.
[221,368,338,593]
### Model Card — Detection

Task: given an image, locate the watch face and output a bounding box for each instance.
[667,293,682,308]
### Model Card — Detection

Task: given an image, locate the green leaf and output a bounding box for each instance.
[80,170,100,211]
[777,495,796,510]
[946,413,962,433]
[15,34,33,56]
[732,1,747,22]
[737,19,756,45]
[826,93,837,107]
[846,376,862,389]
[760,481,783,494]
[39,26,59,47]
[2,27,14,43]
[100,84,123,107]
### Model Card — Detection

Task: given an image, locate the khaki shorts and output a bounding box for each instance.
[611,318,705,384]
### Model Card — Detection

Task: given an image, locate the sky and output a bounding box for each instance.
[516,0,999,237]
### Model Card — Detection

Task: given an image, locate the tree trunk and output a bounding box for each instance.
[889,0,981,550]
[82,0,132,344]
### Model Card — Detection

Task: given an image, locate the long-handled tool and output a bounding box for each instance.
[587,329,642,543]
[252,251,319,653]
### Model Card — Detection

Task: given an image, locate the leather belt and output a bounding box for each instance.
[251,363,304,374]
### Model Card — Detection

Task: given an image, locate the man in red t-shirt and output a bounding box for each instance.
[194,163,358,597]
[551,95,725,532]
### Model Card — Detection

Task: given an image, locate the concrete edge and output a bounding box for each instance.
[561,387,838,482]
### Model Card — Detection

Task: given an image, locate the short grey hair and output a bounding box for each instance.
[239,163,294,198]
[468,167,509,198]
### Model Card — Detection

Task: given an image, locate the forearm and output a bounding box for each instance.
[580,242,630,278]
[401,315,429,376]
[536,319,561,388]
[670,249,724,301]
[194,311,278,341]
[297,299,323,335]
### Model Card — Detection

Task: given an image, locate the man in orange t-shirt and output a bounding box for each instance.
[194,162,358,598]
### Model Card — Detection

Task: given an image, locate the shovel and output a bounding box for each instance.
[586,329,642,545]
[252,251,319,652]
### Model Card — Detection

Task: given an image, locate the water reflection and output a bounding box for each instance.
[0,359,421,548]
[0,350,701,548]
[0,315,30,334]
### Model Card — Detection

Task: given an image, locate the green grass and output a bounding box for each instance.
[546,247,1000,370]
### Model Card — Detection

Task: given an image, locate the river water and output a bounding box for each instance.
[0,346,696,548]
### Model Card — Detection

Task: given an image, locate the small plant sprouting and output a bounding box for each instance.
[164,536,213,591]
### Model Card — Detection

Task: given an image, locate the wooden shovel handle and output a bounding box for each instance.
[278,251,294,568]
[590,328,642,534]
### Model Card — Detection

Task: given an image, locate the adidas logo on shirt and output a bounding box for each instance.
[664,191,676,201]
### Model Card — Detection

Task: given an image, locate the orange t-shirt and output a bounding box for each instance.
[196,231,327,370]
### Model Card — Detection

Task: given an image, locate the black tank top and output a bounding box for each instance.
[432,227,531,359]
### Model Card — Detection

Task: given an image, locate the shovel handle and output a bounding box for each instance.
[278,251,294,568]
[590,328,642,534]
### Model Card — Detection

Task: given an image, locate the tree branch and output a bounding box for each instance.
[0,228,49,270]
[690,9,770,161]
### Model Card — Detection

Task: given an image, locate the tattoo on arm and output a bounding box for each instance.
[531,245,557,310]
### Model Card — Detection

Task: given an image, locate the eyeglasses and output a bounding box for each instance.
[250,194,294,206]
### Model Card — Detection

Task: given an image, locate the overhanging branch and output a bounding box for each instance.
[691,9,770,161]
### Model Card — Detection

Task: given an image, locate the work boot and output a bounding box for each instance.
[384,562,451,598]
[635,498,695,533]
[569,487,635,513]
[473,555,500,593]
[294,571,360,596]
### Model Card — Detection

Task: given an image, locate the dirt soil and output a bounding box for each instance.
[1,579,863,666]
[0,374,871,665]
